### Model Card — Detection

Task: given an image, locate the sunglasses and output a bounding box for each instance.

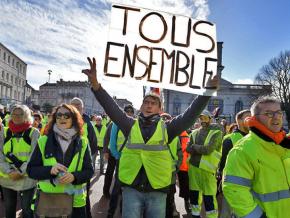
[56,112,72,119]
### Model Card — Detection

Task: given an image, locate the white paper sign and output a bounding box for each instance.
[103,4,218,95]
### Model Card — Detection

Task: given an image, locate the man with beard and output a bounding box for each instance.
[186,110,223,218]
[82,57,219,218]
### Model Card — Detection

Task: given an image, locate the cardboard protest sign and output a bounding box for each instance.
[103,4,218,95]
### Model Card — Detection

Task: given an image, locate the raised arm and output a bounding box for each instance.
[82,57,134,137]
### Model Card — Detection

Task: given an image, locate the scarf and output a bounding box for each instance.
[8,120,32,133]
[138,113,160,126]
[138,113,161,143]
[245,116,286,145]
[53,124,77,153]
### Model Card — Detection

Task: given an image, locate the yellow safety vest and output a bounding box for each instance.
[0,127,35,178]
[118,119,174,189]
[94,125,107,147]
[223,131,290,218]
[190,129,222,174]
[223,131,244,147]
[37,135,88,207]
[116,129,126,151]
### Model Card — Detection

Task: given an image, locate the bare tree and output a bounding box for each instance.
[255,50,290,129]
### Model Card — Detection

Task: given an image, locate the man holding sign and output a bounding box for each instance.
[83,4,219,217]
[82,56,218,218]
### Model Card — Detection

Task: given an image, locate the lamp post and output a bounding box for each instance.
[48,70,52,83]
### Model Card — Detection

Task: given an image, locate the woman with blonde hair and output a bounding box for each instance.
[27,103,94,218]
[0,104,40,218]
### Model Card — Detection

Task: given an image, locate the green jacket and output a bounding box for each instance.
[223,131,290,218]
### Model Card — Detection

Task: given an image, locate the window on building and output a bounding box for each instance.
[14,90,17,99]
[1,70,4,79]
[3,52,6,61]
[173,96,181,116]
[12,58,14,66]
[235,100,243,114]
[208,99,224,114]
[8,56,10,64]
[6,73,9,81]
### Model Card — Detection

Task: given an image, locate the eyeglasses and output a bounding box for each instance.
[56,112,72,119]
[256,110,283,118]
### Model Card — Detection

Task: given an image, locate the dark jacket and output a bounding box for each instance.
[27,131,94,185]
[218,129,247,174]
[92,86,210,192]
[83,113,98,155]
[103,122,113,153]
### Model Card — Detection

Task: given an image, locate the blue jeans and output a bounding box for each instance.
[2,187,34,218]
[122,187,167,218]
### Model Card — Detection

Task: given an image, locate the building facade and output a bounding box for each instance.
[39,79,100,114]
[163,79,271,123]
[0,43,27,106]
[39,79,133,115]
[24,80,40,107]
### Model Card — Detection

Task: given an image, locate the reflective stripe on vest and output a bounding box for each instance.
[224,175,252,187]
[252,189,290,202]
[225,175,290,203]
[243,205,263,218]
[119,119,173,189]
[190,129,222,173]
[37,135,88,207]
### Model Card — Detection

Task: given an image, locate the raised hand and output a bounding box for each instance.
[205,74,220,90]
[82,57,100,91]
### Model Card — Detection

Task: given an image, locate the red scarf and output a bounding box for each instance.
[8,120,32,133]
[245,116,286,144]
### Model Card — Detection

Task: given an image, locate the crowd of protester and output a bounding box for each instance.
[0,57,289,218]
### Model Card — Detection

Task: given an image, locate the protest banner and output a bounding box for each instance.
[103,4,218,95]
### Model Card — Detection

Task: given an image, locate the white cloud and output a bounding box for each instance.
[0,0,210,108]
